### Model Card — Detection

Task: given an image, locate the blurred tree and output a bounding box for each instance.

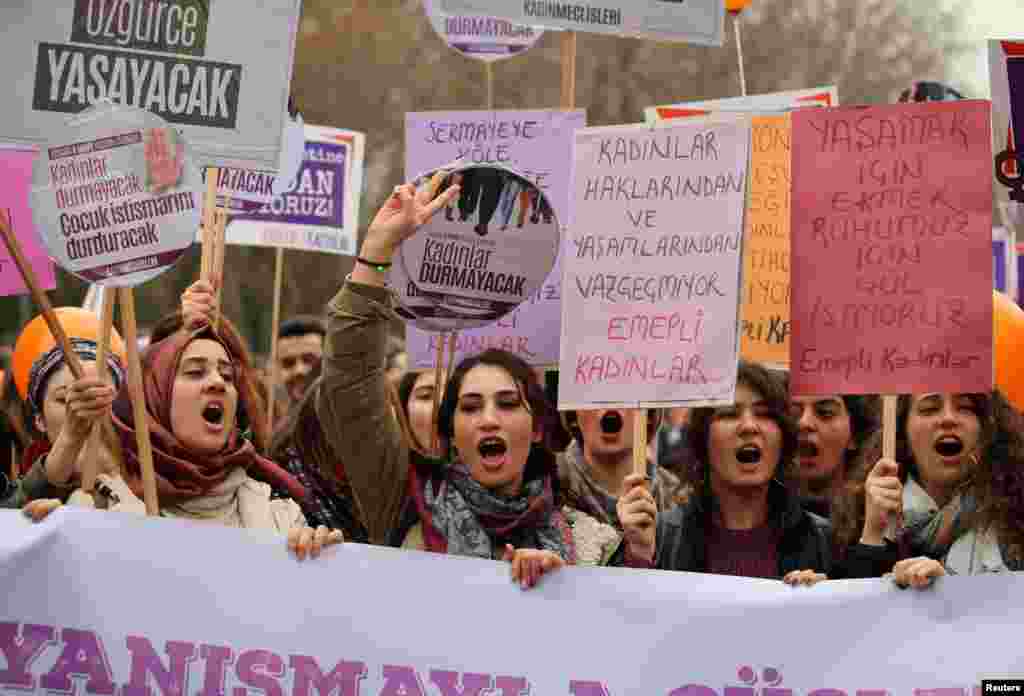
[0,0,969,354]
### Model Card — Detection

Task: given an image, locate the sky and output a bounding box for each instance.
[953,0,1024,97]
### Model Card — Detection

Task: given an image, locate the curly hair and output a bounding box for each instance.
[831,392,1016,557]
[681,361,797,493]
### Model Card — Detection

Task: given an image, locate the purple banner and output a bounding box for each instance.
[232,141,346,228]
[404,109,585,368]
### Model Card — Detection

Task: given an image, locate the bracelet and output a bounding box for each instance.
[356,256,392,272]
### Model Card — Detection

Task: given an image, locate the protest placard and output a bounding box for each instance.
[440,0,723,46]
[29,101,201,286]
[790,101,993,396]
[559,119,750,410]
[5,508,1024,692]
[0,1,301,171]
[403,109,585,367]
[224,125,365,256]
[645,89,838,368]
[424,0,543,61]
[644,85,838,123]
[990,40,1024,207]
[394,163,560,332]
[0,145,56,296]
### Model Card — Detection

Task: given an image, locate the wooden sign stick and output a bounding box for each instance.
[1,211,84,379]
[118,287,159,516]
[485,63,495,110]
[560,32,577,110]
[882,395,897,462]
[80,290,117,492]
[430,333,446,455]
[265,247,285,445]
[732,12,747,97]
[633,409,647,477]
[1,210,125,489]
[201,167,219,280]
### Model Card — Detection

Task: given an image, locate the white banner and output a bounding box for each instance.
[0,1,301,171]
[439,0,723,46]
[2,509,1021,692]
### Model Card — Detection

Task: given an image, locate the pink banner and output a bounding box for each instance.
[0,146,56,296]
[790,101,993,395]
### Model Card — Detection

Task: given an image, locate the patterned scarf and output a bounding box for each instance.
[27,338,126,415]
[411,459,574,562]
[887,476,976,558]
[559,440,672,528]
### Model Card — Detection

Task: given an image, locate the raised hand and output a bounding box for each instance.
[180,279,218,330]
[362,173,461,261]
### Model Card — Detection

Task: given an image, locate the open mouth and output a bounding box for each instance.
[736,444,762,465]
[934,436,964,457]
[478,437,508,464]
[202,403,225,426]
[600,411,624,435]
[797,441,820,458]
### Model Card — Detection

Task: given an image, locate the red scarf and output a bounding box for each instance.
[111,327,305,504]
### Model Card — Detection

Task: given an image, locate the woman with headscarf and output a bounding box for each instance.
[1,309,126,513]
[23,315,341,560]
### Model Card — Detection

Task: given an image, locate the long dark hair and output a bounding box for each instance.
[682,361,797,493]
[833,392,995,554]
[436,349,559,490]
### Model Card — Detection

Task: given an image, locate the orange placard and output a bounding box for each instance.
[739,114,790,367]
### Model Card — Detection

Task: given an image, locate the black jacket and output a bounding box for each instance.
[654,482,832,577]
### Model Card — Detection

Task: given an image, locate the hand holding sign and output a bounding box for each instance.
[861,458,902,546]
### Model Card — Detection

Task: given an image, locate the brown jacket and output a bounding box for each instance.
[317,280,409,545]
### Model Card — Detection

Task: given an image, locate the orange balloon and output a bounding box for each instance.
[993,290,1024,410]
[726,0,752,13]
[12,308,127,399]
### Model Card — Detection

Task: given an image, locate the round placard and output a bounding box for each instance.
[30,100,202,287]
[423,0,543,62]
[392,163,559,332]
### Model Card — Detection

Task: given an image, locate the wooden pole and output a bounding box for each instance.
[266,247,285,443]
[1,209,125,488]
[560,32,577,110]
[732,13,747,97]
[80,290,116,492]
[882,395,897,462]
[119,287,159,516]
[485,63,495,110]
[430,333,446,455]
[201,168,218,280]
[1,210,85,379]
[633,409,648,477]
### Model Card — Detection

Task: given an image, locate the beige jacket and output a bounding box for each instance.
[83,468,305,533]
